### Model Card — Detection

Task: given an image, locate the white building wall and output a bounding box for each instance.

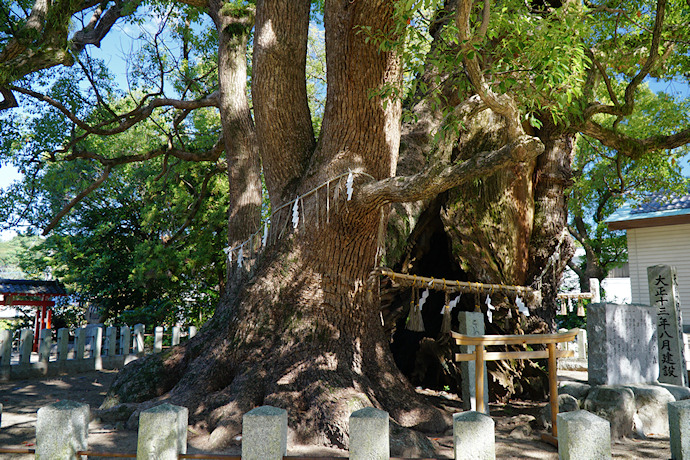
[628,223,690,325]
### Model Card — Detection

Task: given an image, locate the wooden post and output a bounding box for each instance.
[548,342,558,437]
[475,344,485,414]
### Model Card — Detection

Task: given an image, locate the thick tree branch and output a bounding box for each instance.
[8,85,219,136]
[455,0,521,139]
[580,120,690,159]
[0,87,18,109]
[42,165,112,235]
[360,135,543,205]
[583,0,667,120]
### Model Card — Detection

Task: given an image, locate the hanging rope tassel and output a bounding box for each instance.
[406,287,425,332]
[577,299,586,317]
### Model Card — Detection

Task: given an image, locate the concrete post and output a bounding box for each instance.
[557,410,611,460]
[74,328,85,361]
[120,326,131,355]
[154,326,164,353]
[57,328,69,363]
[189,326,197,339]
[0,328,11,367]
[137,403,188,460]
[172,326,181,346]
[669,399,690,459]
[133,324,145,355]
[93,326,103,370]
[106,327,117,357]
[453,411,495,460]
[241,406,287,460]
[20,329,33,364]
[457,311,489,412]
[577,329,587,360]
[589,278,601,303]
[349,407,389,460]
[39,328,52,364]
[36,400,89,460]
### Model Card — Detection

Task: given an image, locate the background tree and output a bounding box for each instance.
[568,85,689,291]
[1,0,690,452]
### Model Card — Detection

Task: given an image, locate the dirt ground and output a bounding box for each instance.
[0,369,671,459]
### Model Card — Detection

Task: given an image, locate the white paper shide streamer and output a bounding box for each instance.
[262,220,269,247]
[485,294,495,323]
[346,171,354,201]
[516,296,529,317]
[223,247,233,264]
[237,246,244,269]
[419,288,429,310]
[442,294,462,315]
[292,200,300,229]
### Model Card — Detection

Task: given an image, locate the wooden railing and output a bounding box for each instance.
[451,328,579,444]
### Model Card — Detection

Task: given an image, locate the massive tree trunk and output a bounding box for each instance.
[103,0,546,450]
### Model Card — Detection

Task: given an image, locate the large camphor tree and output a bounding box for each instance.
[2,0,689,450]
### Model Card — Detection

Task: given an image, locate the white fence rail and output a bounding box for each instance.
[0,324,197,380]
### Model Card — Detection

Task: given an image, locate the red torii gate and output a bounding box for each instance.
[0,279,68,352]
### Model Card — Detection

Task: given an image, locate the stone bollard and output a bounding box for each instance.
[349,407,389,460]
[577,329,587,360]
[137,403,188,460]
[57,328,69,362]
[557,410,611,460]
[242,406,287,460]
[1,329,11,367]
[458,312,489,412]
[39,328,52,364]
[154,326,164,353]
[669,399,690,459]
[453,411,495,460]
[172,326,181,346]
[189,326,197,339]
[20,329,33,364]
[120,326,131,355]
[133,324,145,354]
[74,328,86,361]
[92,326,103,370]
[36,400,89,460]
[106,327,117,357]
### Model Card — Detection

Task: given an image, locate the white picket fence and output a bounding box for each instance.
[0,324,196,380]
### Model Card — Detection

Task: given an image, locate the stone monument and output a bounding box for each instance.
[587,303,658,385]
[648,265,688,386]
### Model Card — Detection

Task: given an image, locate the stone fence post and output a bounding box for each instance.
[120,326,131,356]
[669,399,690,459]
[36,400,89,460]
[106,326,117,357]
[20,329,33,364]
[0,328,11,366]
[349,407,389,460]
[172,326,181,346]
[39,328,51,369]
[242,406,287,460]
[57,328,69,363]
[137,403,188,460]
[133,324,144,355]
[453,411,495,460]
[557,410,611,460]
[74,327,85,361]
[154,326,164,353]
